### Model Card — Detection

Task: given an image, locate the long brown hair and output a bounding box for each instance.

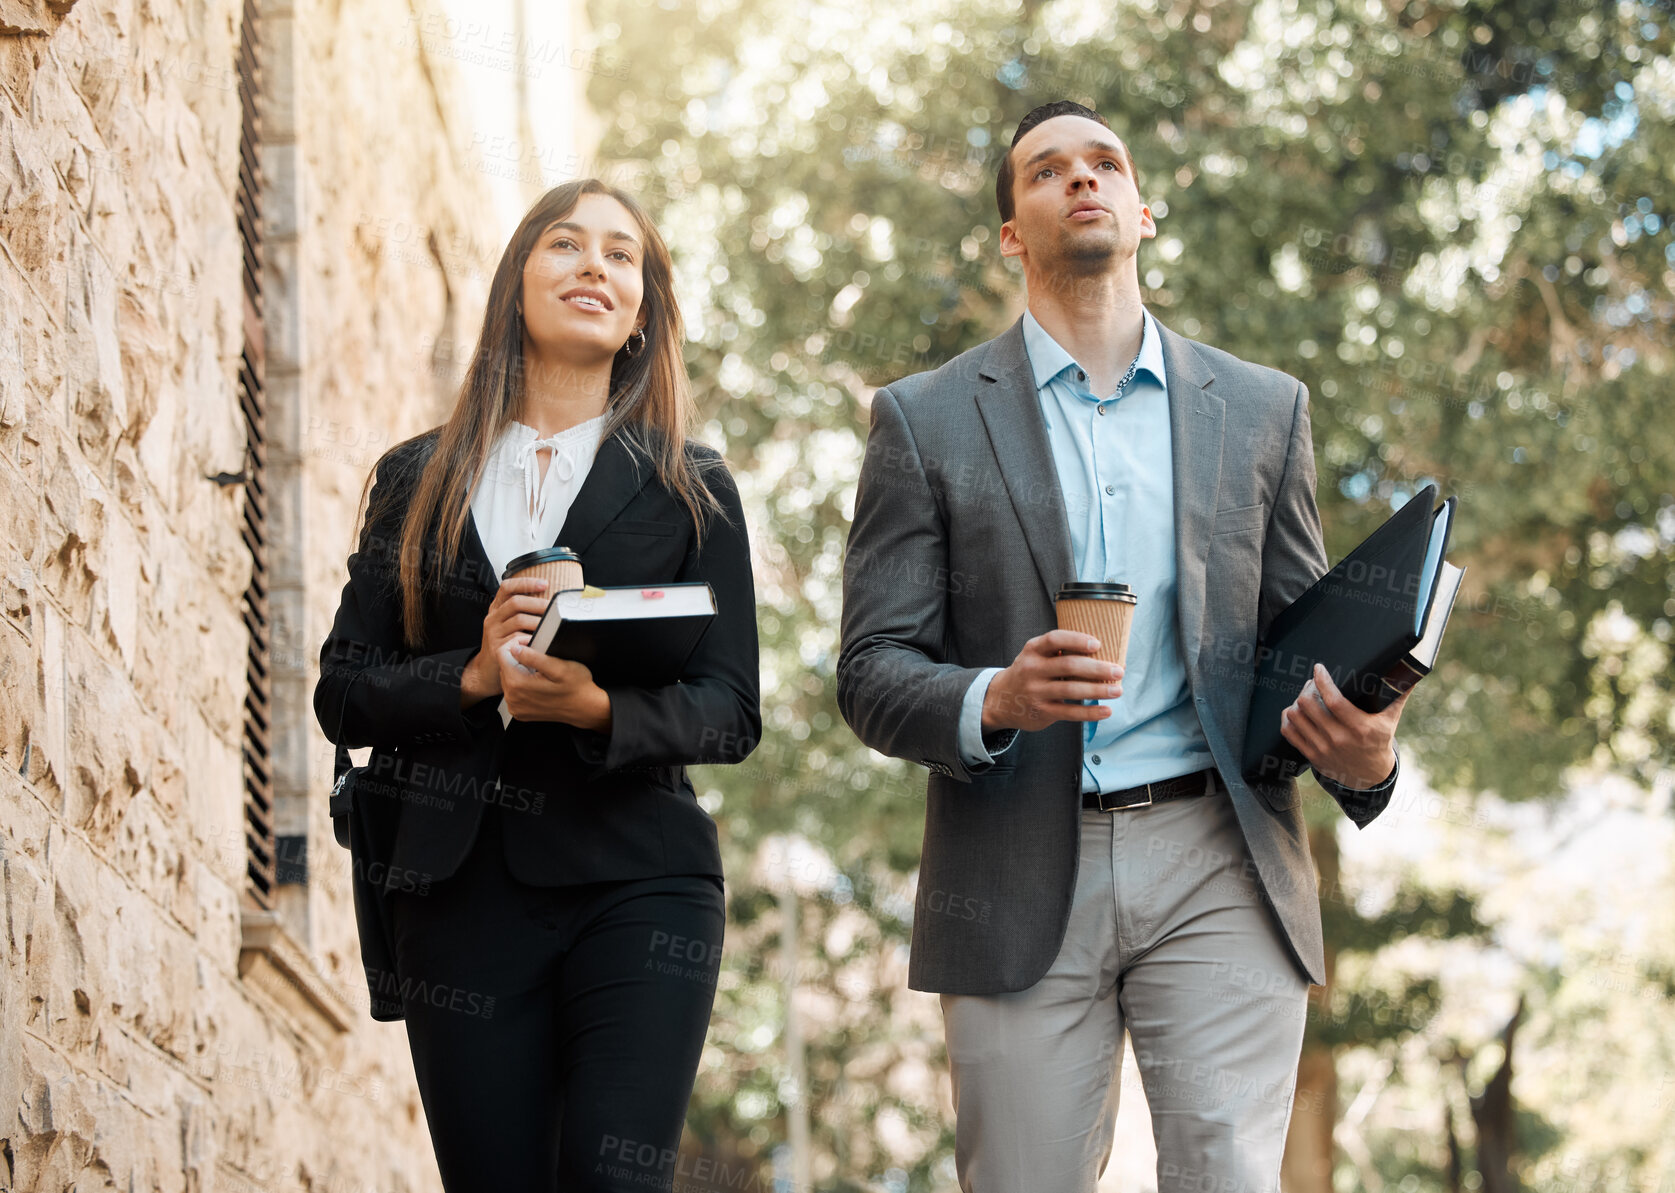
[363,180,723,648]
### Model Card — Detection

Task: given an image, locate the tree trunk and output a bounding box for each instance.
[1467,997,1526,1193]
[1281,825,1340,1193]
[1283,1045,1338,1193]
[1446,1102,1465,1193]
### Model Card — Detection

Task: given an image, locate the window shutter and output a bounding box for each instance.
[235,0,275,910]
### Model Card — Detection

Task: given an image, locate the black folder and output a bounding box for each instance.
[497,582,716,727]
[1241,484,1458,783]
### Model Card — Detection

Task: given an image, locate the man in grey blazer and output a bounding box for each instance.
[837,101,1410,1192]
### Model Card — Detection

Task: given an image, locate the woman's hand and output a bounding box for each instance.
[459,577,550,707]
[499,644,613,732]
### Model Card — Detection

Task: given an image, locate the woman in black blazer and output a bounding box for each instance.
[314,180,759,1193]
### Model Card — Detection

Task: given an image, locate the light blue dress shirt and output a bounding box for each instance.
[957,308,1216,793]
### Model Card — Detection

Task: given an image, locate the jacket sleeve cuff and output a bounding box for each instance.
[1315,749,1399,829]
[569,686,634,776]
[397,647,487,746]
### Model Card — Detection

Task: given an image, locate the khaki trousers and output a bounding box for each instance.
[942,794,1311,1193]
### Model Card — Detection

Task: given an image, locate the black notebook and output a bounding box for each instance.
[496,582,716,727]
[1241,485,1461,783]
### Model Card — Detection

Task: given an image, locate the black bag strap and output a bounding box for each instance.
[328,672,361,847]
[330,665,361,779]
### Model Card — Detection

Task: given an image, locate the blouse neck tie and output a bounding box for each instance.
[513,433,580,542]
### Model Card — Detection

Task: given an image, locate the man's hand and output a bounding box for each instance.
[499,641,613,733]
[1281,663,1407,789]
[981,629,1123,734]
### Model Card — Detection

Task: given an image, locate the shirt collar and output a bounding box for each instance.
[498,412,610,449]
[1021,307,1168,399]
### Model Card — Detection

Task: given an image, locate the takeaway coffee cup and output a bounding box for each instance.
[502,546,583,594]
[1055,582,1139,669]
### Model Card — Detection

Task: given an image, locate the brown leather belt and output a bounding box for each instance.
[1082,768,1224,812]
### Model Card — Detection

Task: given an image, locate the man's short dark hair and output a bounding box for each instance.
[995,100,1139,223]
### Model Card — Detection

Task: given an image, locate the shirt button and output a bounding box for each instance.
[1077,370,1086,382]
[1096,404,1106,415]
[1105,485,1115,495]
[1091,754,1102,765]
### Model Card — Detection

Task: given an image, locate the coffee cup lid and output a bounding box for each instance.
[1056,581,1137,603]
[503,546,581,580]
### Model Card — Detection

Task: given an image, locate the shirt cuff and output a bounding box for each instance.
[958,668,1019,768]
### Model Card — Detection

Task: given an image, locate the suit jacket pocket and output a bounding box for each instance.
[1212,502,1267,536]
[604,519,677,537]
[1251,777,1300,812]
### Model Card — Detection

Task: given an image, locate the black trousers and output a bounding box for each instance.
[388,802,725,1192]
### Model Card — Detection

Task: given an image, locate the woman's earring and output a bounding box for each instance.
[624,327,647,357]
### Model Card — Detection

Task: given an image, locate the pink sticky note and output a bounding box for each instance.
[641,589,665,599]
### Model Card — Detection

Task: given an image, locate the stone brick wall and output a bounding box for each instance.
[0,0,531,1186]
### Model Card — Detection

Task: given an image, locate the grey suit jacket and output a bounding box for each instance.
[836,316,1391,992]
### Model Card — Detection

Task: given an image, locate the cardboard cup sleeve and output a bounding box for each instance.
[1055,583,1138,668]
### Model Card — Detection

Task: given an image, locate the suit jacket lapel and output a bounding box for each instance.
[456,424,656,598]
[974,320,1076,604]
[553,425,655,555]
[1156,321,1224,680]
[461,509,500,596]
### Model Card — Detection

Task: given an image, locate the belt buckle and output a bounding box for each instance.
[1127,782,1155,810]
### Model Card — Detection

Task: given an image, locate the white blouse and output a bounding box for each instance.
[469,414,609,582]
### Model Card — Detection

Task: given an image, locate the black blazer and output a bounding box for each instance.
[313,425,761,888]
